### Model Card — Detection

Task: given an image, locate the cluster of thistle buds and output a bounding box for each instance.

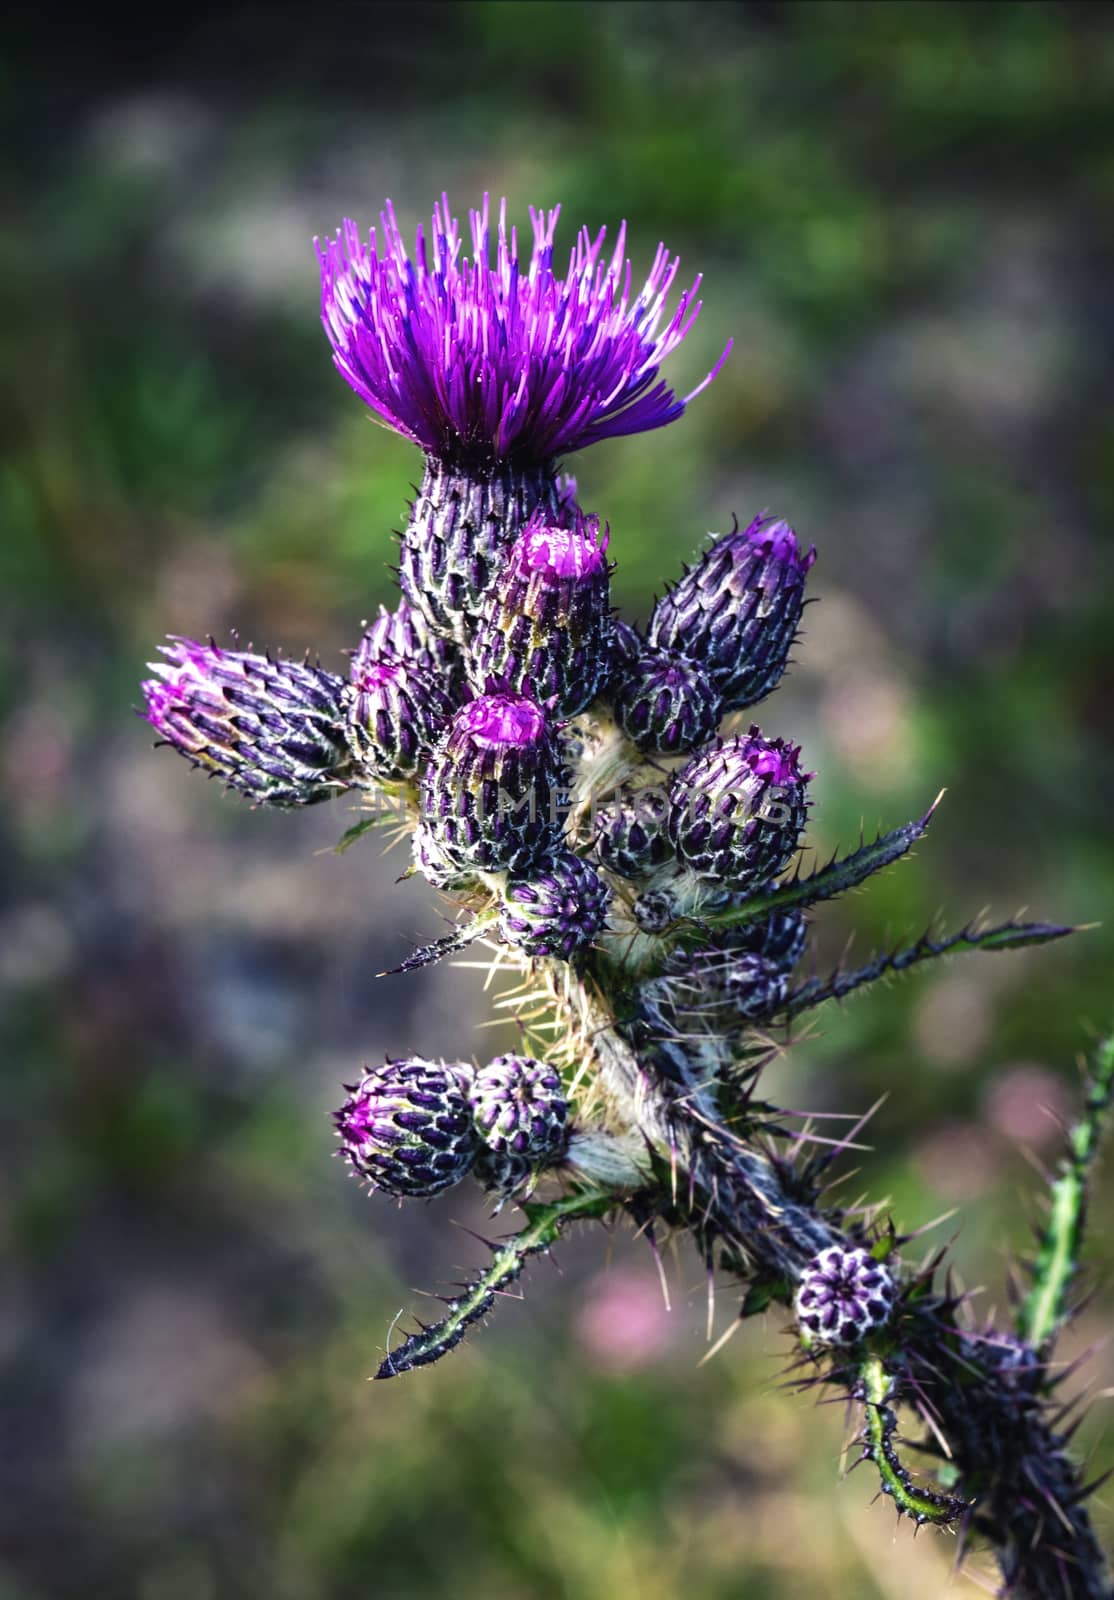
[140,194,1110,1589]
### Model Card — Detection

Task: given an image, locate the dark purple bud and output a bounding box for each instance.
[334,1058,478,1198]
[611,646,721,755]
[140,638,351,808]
[467,509,612,716]
[353,596,457,680]
[468,1054,569,1164]
[795,1245,896,1346]
[421,694,562,873]
[648,516,815,710]
[593,786,673,880]
[499,848,611,961]
[346,657,455,782]
[668,727,811,890]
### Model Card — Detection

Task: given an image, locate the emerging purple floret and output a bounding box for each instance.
[317,194,731,462]
[795,1246,896,1347]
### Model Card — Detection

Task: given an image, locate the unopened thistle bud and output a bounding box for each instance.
[345,658,455,782]
[467,511,612,717]
[469,1054,569,1162]
[421,694,562,873]
[499,848,611,961]
[333,1058,477,1198]
[141,638,351,808]
[668,729,810,889]
[648,516,815,710]
[795,1246,896,1347]
[611,646,721,755]
[593,788,673,879]
[353,595,457,680]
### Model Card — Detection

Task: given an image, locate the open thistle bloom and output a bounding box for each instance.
[318,196,729,642]
[317,194,729,465]
[141,639,351,808]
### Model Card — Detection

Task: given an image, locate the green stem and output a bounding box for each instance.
[1019,1032,1114,1350]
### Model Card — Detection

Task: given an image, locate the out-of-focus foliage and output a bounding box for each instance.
[1,4,1112,1595]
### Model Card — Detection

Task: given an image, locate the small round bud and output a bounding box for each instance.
[141,639,351,808]
[668,728,810,890]
[500,849,611,961]
[421,694,562,873]
[467,511,612,717]
[795,1246,896,1346]
[469,1054,569,1161]
[631,888,676,934]
[346,658,455,782]
[593,788,673,879]
[611,647,721,755]
[334,1058,477,1198]
[647,515,815,710]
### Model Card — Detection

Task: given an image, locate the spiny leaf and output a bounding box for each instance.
[781,917,1076,1016]
[374,1188,616,1379]
[333,816,381,855]
[377,913,498,977]
[857,1354,968,1527]
[679,794,943,941]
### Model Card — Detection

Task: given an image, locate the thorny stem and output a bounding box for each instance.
[571,966,1113,1598]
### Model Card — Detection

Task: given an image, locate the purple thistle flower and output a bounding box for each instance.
[795,1246,896,1346]
[352,596,457,681]
[141,638,351,808]
[610,645,722,755]
[499,848,612,961]
[345,657,455,782]
[317,194,730,464]
[468,1054,569,1162]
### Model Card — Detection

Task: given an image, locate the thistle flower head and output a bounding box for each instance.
[421,693,562,873]
[668,727,811,889]
[334,1058,477,1199]
[467,507,613,716]
[611,645,721,755]
[317,194,730,463]
[499,848,612,961]
[353,597,456,680]
[141,638,351,808]
[648,514,816,711]
[468,1054,569,1162]
[795,1246,896,1347]
[332,1056,476,1196]
[346,657,455,782]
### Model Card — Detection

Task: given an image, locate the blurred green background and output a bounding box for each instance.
[2,3,1113,1596]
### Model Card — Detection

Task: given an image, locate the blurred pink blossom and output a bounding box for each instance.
[574,1266,676,1374]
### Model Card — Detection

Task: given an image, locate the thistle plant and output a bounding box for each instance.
[140,194,1112,1598]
